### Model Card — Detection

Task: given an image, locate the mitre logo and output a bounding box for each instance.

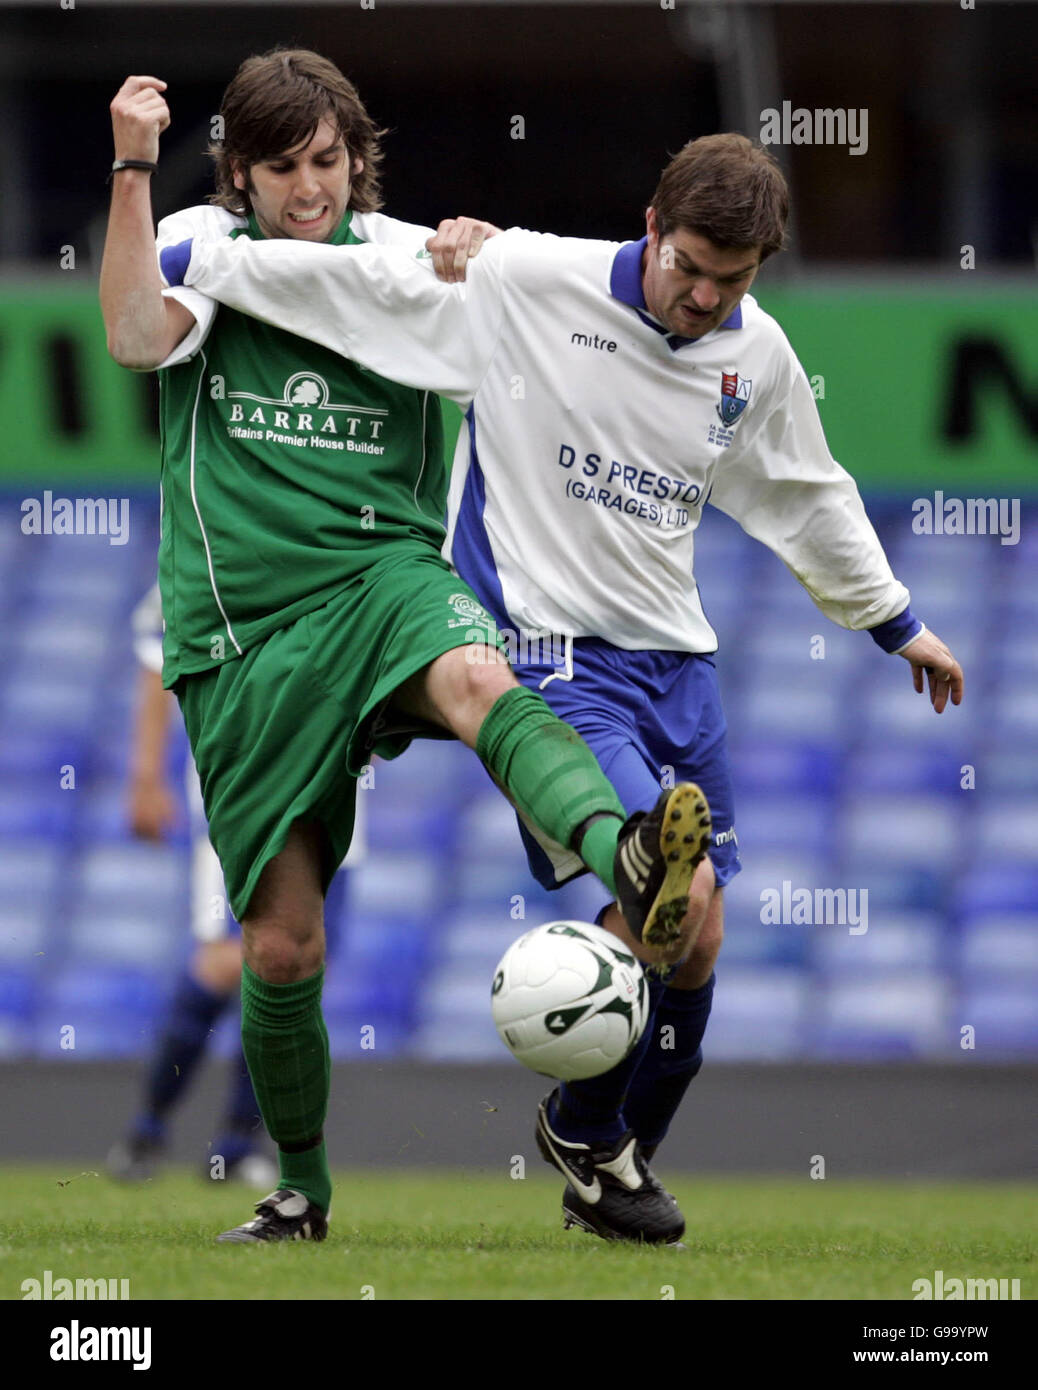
[220,371,388,455]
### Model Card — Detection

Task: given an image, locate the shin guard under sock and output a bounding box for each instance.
[475,685,625,891]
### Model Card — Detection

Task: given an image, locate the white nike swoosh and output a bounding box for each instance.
[596,1136,644,1191]
[541,1121,601,1203]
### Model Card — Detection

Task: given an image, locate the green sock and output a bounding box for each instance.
[240,963,332,1213]
[475,684,625,893]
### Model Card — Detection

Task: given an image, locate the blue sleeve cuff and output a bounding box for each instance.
[868,606,923,654]
[159,238,194,288]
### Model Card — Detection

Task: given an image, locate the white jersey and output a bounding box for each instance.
[182,228,910,652]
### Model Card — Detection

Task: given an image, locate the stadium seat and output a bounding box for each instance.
[0,904,49,961]
[74,843,185,912]
[979,748,1038,796]
[958,914,1038,979]
[411,1012,504,1062]
[811,909,943,976]
[732,685,842,739]
[0,786,77,840]
[813,975,953,1058]
[957,863,1038,918]
[957,988,1038,1054]
[0,674,100,733]
[975,800,1038,862]
[349,853,441,922]
[0,840,64,907]
[840,795,964,870]
[437,912,526,972]
[840,744,965,797]
[365,797,456,854]
[733,795,834,859]
[0,973,39,1057]
[699,967,809,1059]
[727,738,839,800]
[987,689,1038,743]
[65,908,183,970]
[34,965,164,1059]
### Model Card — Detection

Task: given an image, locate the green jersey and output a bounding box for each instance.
[155,205,445,684]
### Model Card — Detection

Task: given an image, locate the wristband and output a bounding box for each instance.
[868,606,923,654]
[108,159,158,182]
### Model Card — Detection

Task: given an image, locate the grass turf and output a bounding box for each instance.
[0,1165,1033,1301]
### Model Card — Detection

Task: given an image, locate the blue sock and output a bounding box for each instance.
[623,972,715,1150]
[135,971,231,1137]
[213,1044,264,1164]
[549,973,669,1146]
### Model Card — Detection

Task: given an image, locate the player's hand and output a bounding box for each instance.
[110,75,171,164]
[128,776,177,841]
[426,217,501,284]
[898,628,963,713]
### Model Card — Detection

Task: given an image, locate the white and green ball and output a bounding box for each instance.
[490,921,649,1080]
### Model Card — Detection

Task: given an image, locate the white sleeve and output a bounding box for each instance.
[131,583,165,673]
[183,233,505,405]
[350,210,436,254]
[707,342,910,630]
[155,206,245,369]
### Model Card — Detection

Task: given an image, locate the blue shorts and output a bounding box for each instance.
[512,639,740,892]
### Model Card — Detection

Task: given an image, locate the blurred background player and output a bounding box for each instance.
[107,583,348,1186]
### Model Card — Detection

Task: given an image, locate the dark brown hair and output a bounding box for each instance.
[650,134,790,261]
[208,48,387,215]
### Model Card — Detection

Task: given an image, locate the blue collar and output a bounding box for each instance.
[609,237,742,351]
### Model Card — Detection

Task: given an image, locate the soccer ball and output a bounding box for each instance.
[490,921,649,1080]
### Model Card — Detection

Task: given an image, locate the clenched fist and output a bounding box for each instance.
[110,75,170,164]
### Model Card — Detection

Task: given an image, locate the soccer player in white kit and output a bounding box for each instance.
[166,133,964,1243]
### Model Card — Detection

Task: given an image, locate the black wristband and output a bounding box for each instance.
[108,159,158,183]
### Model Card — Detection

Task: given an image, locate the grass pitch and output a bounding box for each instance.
[0,1165,1033,1301]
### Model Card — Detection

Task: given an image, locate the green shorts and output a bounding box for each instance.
[177,551,503,920]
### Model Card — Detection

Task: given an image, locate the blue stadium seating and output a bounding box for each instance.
[0,490,1034,1062]
[701,968,810,1059]
[956,988,1038,1054]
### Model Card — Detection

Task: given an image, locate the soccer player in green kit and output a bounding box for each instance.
[100,49,711,1243]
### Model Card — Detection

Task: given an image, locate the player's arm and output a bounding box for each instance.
[100,75,196,370]
[708,353,963,712]
[128,668,178,841]
[170,232,505,403]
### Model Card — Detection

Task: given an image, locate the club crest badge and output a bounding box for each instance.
[717,370,752,426]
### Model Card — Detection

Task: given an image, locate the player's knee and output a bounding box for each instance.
[242,913,324,983]
[460,645,515,711]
